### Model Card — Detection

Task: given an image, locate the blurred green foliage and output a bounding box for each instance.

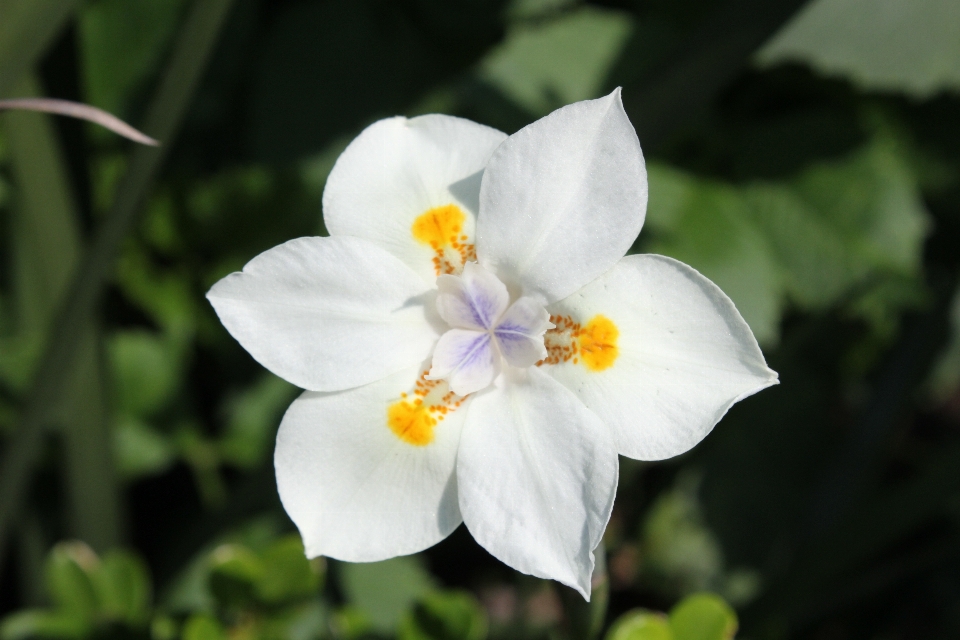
[1,0,960,639]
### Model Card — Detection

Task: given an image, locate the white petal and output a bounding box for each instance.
[457,368,618,598]
[428,330,498,397]
[494,297,551,368]
[545,254,779,460]
[476,88,647,303]
[435,262,510,330]
[207,236,439,392]
[275,366,466,561]
[324,115,508,283]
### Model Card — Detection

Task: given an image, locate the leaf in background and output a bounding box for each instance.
[757,0,960,98]
[115,243,197,338]
[478,5,633,116]
[605,610,673,640]
[108,330,180,418]
[398,590,488,640]
[218,373,296,469]
[790,137,930,277]
[181,614,226,640]
[113,416,175,479]
[667,593,737,640]
[639,472,724,598]
[255,536,323,605]
[92,549,153,625]
[207,543,264,609]
[44,542,100,623]
[645,164,784,345]
[340,555,437,634]
[78,0,188,116]
[644,135,931,345]
[741,184,856,309]
[0,610,88,640]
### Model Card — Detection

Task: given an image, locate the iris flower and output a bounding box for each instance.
[207,89,777,598]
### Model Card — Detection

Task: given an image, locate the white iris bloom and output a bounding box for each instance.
[207,89,778,599]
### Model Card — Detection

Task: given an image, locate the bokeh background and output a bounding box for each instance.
[1,0,960,638]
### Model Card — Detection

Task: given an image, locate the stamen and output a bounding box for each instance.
[411,204,476,275]
[386,370,468,446]
[537,314,619,371]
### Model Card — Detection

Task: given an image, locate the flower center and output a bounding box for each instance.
[426,262,552,397]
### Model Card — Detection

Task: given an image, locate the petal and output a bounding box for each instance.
[428,330,498,397]
[324,115,508,283]
[207,236,439,392]
[476,88,647,303]
[545,254,779,460]
[435,262,510,330]
[457,368,618,598]
[494,297,551,368]
[275,366,467,561]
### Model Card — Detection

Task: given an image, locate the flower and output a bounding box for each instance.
[206,89,778,599]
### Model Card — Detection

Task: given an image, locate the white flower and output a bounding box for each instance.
[206,89,778,599]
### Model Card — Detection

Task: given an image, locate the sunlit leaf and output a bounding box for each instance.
[668,593,737,640]
[605,610,673,640]
[398,590,488,640]
[255,536,323,605]
[44,543,100,622]
[340,556,436,633]
[181,614,226,640]
[93,549,153,625]
[757,0,960,97]
[479,5,633,116]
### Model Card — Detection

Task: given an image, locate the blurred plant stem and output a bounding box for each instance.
[3,72,122,552]
[559,543,608,640]
[0,0,80,98]
[0,0,235,573]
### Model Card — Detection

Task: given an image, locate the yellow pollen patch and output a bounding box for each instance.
[578,315,619,371]
[386,372,468,446]
[387,400,437,446]
[537,314,619,371]
[411,204,476,275]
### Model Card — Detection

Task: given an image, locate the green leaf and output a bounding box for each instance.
[218,374,297,469]
[668,593,737,640]
[479,5,634,116]
[255,535,323,605]
[340,556,436,633]
[181,614,226,640]
[605,610,673,640]
[44,543,99,622]
[107,330,181,417]
[790,137,929,278]
[0,610,89,640]
[78,0,188,116]
[398,590,488,640]
[640,472,724,597]
[757,0,960,97]
[113,416,176,479]
[645,164,783,346]
[92,549,152,625]
[207,543,264,609]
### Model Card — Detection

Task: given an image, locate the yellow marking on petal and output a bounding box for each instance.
[411,204,476,275]
[386,371,469,446]
[387,400,437,446]
[578,315,619,371]
[537,314,619,371]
